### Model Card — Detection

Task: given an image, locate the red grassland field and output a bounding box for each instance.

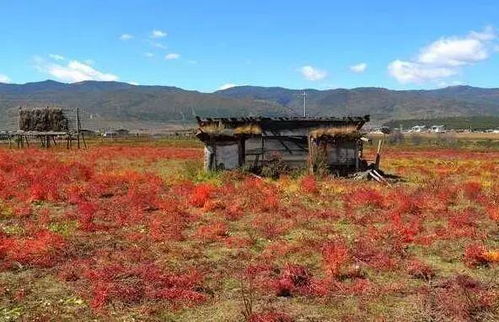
[0,140,498,321]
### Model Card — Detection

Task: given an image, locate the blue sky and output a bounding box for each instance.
[0,0,498,92]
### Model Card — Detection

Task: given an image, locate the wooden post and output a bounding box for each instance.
[238,138,245,167]
[307,136,313,174]
[81,132,87,149]
[355,141,360,171]
[76,108,81,149]
[261,135,265,163]
[374,138,383,170]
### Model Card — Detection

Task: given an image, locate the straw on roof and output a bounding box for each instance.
[233,124,262,135]
[309,126,362,140]
[199,123,261,137]
[19,108,70,132]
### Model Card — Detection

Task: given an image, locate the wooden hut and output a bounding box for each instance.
[195,115,370,174]
[15,107,86,149]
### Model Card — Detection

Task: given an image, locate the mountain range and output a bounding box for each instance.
[1,80,498,130]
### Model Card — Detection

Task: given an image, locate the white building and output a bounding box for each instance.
[409,125,426,133]
[430,125,446,133]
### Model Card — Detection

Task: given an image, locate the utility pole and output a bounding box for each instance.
[302,91,307,117]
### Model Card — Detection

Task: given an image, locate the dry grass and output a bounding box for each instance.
[309,126,362,140]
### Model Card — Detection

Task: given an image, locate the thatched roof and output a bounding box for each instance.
[309,126,363,141]
[196,123,262,141]
[196,115,369,131]
[195,116,369,143]
[19,108,70,132]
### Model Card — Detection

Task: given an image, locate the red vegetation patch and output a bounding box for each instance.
[464,244,494,267]
[190,183,216,208]
[417,275,497,321]
[0,145,497,319]
[322,240,350,278]
[407,259,435,280]
[249,311,295,322]
[300,175,318,194]
[195,222,229,241]
[0,230,65,269]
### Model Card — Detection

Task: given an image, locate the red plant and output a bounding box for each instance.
[418,275,497,321]
[347,188,385,209]
[462,181,482,200]
[486,205,499,221]
[407,259,435,280]
[195,222,229,241]
[0,230,65,268]
[82,259,207,309]
[77,201,98,231]
[464,244,493,267]
[273,264,312,297]
[322,240,350,278]
[190,184,216,207]
[300,175,318,194]
[249,312,294,322]
[149,213,186,241]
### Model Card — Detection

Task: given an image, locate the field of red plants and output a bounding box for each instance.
[0,142,498,321]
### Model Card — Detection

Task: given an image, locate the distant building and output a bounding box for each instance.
[409,125,426,133]
[103,130,117,137]
[430,125,446,133]
[103,129,129,137]
[116,129,130,137]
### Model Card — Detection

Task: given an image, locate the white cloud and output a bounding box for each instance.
[218,83,237,90]
[35,56,118,83]
[151,29,167,38]
[151,42,167,49]
[120,33,133,40]
[0,74,10,83]
[388,60,457,84]
[128,81,139,86]
[350,63,367,73]
[388,26,497,84]
[417,36,490,66]
[49,54,65,61]
[165,53,180,60]
[300,65,328,81]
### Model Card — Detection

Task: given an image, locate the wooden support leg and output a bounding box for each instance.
[81,133,87,149]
